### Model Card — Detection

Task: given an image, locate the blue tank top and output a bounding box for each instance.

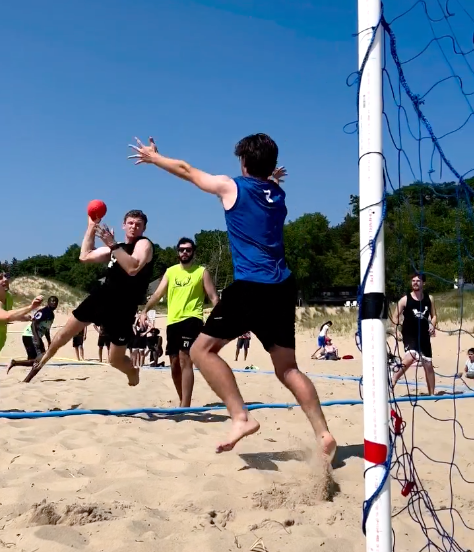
[224,176,292,284]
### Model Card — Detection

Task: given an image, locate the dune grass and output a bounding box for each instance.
[297,290,474,338]
[9,276,86,312]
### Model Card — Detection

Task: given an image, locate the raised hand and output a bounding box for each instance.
[128,137,159,165]
[139,311,148,330]
[30,296,43,310]
[271,166,288,184]
[95,224,116,248]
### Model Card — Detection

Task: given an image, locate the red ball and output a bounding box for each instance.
[87,199,107,221]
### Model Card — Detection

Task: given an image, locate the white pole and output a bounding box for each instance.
[358,0,392,551]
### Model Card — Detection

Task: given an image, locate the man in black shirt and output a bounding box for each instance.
[22,210,154,384]
[7,296,59,373]
[393,273,437,394]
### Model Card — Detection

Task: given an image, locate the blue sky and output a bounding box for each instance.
[1,0,473,260]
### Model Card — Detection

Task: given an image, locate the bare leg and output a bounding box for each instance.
[235,347,239,361]
[79,345,85,361]
[7,358,36,373]
[74,347,80,361]
[24,317,87,382]
[109,344,139,386]
[170,355,183,403]
[392,352,416,386]
[422,360,435,395]
[311,347,321,359]
[179,350,194,407]
[190,334,260,453]
[98,347,103,363]
[270,345,336,460]
[244,347,248,362]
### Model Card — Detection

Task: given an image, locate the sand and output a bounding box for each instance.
[0,313,473,552]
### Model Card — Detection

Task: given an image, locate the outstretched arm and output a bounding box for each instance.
[0,296,43,324]
[128,137,236,202]
[203,269,219,307]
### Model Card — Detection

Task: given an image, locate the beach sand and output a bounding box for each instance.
[0,313,473,551]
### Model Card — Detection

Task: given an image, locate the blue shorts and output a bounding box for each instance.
[318,335,326,347]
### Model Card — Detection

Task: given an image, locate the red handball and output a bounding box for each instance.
[87,199,107,222]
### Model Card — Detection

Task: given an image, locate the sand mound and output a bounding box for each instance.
[9,276,86,312]
[28,499,117,526]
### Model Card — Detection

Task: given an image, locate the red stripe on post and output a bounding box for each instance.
[364,439,388,464]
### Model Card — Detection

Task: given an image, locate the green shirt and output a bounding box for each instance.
[166,264,206,325]
[0,291,13,352]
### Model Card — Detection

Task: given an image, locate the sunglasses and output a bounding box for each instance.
[178,247,193,253]
[0,273,10,280]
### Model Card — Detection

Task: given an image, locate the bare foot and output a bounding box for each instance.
[127,367,140,386]
[216,416,260,453]
[320,431,337,464]
[6,359,15,374]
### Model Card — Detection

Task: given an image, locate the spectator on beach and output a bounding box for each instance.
[464,348,474,380]
[324,338,339,361]
[311,321,332,359]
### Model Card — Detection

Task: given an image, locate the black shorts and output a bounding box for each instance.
[133,335,147,350]
[166,317,204,356]
[237,337,250,350]
[403,335,432,361]
[73,288,136,347]
[73,335,84,348]
[98,335,111,348]
[203,274,296,351]
[22,336,45,360]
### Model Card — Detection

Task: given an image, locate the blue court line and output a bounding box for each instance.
[0,363,461,392]
[0,393,473,419]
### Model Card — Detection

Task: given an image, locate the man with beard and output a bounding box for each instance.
[141,237,219,406]
[393,272,437,395]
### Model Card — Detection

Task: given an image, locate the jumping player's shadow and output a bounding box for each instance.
[238,449,305,471]
[401,390,464,398]
[131,412,229,423]
[331,443,364,469]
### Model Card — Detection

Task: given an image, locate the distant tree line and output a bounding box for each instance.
[2,178,474,301]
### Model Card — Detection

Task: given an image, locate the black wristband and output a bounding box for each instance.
[110,243,122,252]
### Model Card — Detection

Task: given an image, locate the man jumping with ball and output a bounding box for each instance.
[129,134,336,460]
[15,210,154,384]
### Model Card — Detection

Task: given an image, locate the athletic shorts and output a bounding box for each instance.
[22,336,45,360]
[133,335,147,350]
[318,335,326,347]
[237,337,250,350]
[98,335,111,348]
[203,274,296,351]
[73,288,136,347]
[403,336,432,362]
[72,335,84,348]
[166,317,204,356]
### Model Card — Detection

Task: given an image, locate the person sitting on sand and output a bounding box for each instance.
[324,338,339,361]
[311,321,332,359]
[464,348,474,380]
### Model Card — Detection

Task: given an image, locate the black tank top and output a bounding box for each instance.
[402,293,432,338]
[103,237,154,304]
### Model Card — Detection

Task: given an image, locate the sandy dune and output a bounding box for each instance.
[0,313,473,551]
